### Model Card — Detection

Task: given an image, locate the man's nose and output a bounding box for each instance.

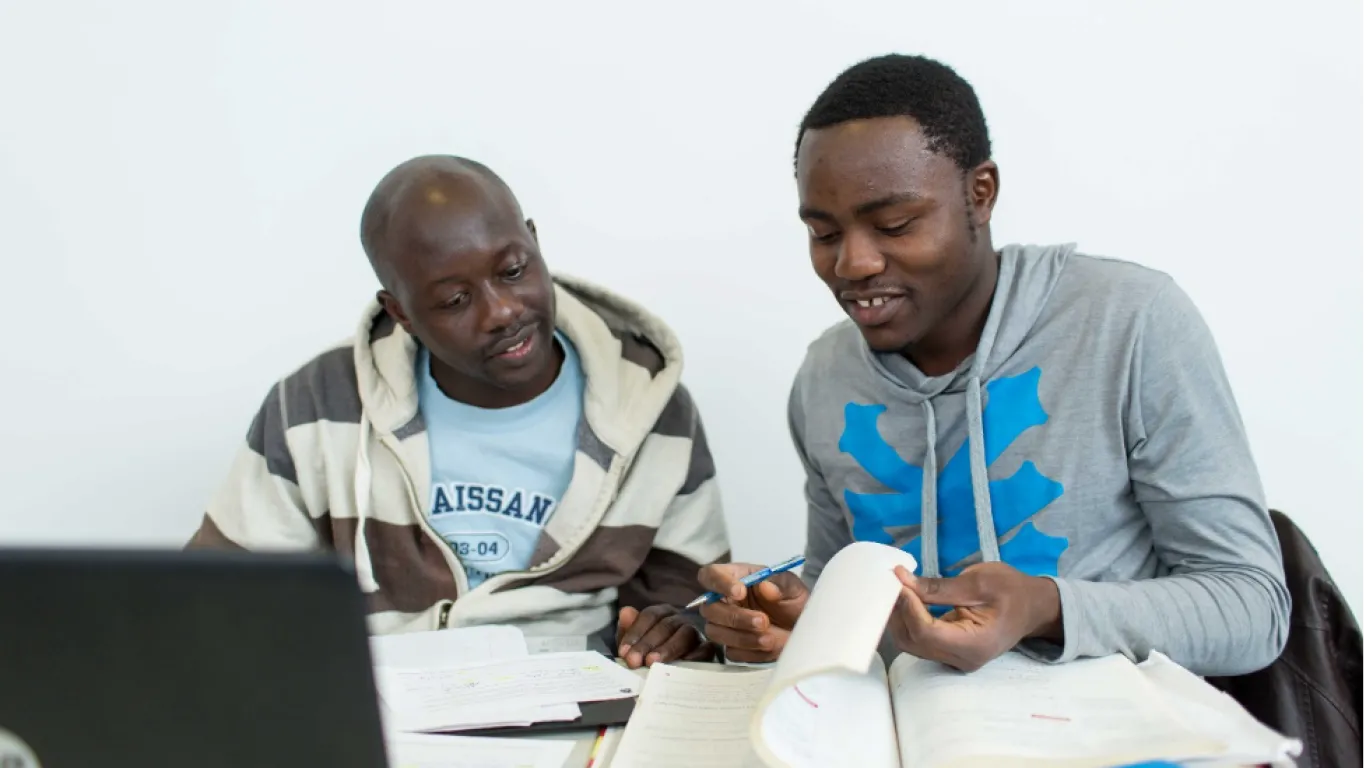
[478,285,524,333]
[834,231,885,281]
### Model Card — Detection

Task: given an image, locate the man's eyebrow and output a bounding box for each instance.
[798,206,836,222]
[799,192,926,222]
[854,192,924,217]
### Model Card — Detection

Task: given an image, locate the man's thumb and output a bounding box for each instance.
[618,605,639,628]
[910,575,983,607]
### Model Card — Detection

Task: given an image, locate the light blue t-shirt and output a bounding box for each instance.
[417,332,585,589]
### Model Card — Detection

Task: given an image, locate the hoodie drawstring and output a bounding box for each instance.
[918,401,940,578]
[917,376,1002,577]
[965,376,1002,564]
[352,417,380,592]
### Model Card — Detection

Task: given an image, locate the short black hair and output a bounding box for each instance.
[796,54,991,172]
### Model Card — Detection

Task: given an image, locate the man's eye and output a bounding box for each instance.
[809,229,840,245]
[443,293,468,308]
[877,219,915,236]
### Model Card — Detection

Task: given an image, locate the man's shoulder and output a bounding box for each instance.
[1057,251,1176,306]
[789,319,866,412]
[262,340,365,429]
[797,319,864,378]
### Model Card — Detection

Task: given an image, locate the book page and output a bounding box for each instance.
[748,541,915,768]
[889,652,1225,768]
[609,664,772,768]
[1136,652,1301,766]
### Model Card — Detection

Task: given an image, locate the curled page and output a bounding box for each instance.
[749,541,916,768]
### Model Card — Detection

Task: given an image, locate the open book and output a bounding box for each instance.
[610,541,1301,768]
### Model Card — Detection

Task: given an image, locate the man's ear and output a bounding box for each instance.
[968,161,1000,229]
[377,290,414,334]
[526,218,538,242]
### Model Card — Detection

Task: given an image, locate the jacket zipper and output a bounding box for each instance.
[376,434,471,615]
[470,454,628,601]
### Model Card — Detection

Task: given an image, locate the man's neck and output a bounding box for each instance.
[904,248,1000,377]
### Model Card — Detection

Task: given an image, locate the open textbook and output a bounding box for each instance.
[611,541,1301,768]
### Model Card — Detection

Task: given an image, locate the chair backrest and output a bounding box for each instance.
[1206,509,1362,768]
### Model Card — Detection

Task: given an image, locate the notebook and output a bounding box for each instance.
[610,541,1302,768]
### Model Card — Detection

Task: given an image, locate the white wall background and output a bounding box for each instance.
[1,1,1361,618]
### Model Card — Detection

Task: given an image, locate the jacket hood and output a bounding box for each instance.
[870,243,1074,399]
[352,273,683,450]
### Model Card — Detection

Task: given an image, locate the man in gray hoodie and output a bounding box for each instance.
[699,54,1290,676]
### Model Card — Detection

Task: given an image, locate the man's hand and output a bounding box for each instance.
[697,563,810,663]
[889,562,1062,672]
[616,605,715,669]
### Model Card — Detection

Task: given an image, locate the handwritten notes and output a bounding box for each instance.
[375,652,640,733]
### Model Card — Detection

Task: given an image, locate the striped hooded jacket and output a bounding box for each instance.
[188,275,731,638]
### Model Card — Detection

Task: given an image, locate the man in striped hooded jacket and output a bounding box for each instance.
[188,155,729,668]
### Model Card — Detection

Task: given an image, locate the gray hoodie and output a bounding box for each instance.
[789,244,1290,676]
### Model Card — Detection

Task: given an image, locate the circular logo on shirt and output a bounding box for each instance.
[0,729,40,768]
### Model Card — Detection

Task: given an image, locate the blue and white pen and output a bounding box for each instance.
[684,555,806,610]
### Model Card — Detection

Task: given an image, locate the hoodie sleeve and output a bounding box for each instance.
[789,374,853,589]
[187,381,324,551]
[1022,279,1291,676]
[618,384,731,612]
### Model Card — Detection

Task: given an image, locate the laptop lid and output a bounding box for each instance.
[0,548,389,768]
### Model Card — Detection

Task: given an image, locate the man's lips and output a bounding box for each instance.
[840,289,906,327]
[487,325,537,359]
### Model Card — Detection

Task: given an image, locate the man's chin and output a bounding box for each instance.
[858,325,912,355]
[485,332,560,389]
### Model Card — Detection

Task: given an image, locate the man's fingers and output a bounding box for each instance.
[900,585,936,626]
[682,637,717,662]
[703,623,781,652]
[618,605,668,656]
[724,645,782,664]
[754,573,807,603]
[644,626,699,666]
[697,563,762,601]
[911,573,987,607]
[626,616,682,668]
[699,600,769,631]
[615,606,639,646]
[889,586,938,655]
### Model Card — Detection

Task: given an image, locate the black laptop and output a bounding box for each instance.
[0,548,389,768]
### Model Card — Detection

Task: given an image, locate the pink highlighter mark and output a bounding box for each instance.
[793,685,819,708]
[1030,713,1070,722]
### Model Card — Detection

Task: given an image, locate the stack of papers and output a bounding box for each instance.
[371,625,641,734]
[385,732,575,768]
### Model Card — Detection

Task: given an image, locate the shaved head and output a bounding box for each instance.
[360,155,522,289]
[359,155,560,409]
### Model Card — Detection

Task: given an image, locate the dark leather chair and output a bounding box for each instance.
[1206,510,1362,768]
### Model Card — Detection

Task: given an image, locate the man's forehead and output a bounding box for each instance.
[797,119,955,204]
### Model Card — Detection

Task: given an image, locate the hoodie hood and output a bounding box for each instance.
[346,274,685,591]
[866,243,1074,577]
